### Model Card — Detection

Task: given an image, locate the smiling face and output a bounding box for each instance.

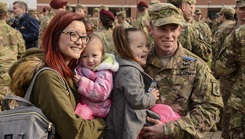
[58,20,87,64]
[128,30,149,65]
[80,37,103,69]
[150,24,182,57]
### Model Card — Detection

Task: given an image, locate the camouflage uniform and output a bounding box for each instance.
[0,6,26,110]
[116,11,132,29]
[90,17,99,31]
[145,3,223,139]
[215,24,245,139]
[192,20,212,45]
[167,0,212,62]
[38,12,55,48]
[211,18,221,35]
[94,27,116,55]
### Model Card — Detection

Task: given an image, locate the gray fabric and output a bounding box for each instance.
[105,57,159,139]
[0,67,56,139]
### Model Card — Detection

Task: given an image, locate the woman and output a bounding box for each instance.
[9,11,106,139]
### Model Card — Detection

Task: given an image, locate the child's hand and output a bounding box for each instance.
[150,88,160,101]
[73,74,81,85]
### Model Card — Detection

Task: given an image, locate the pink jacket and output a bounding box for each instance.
[75,53,119,118]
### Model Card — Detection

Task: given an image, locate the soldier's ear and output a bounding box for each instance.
[147,25,153,36]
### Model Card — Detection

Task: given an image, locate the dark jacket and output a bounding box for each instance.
[12,13,39,49]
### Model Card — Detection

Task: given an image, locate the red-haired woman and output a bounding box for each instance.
[9,11,106,139]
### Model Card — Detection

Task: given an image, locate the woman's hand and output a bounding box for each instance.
[141,117,165,139]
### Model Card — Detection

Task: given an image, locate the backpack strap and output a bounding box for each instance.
[24,67,68,100]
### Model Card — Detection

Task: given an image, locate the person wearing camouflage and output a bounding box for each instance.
[38,0,67,48]
[0,2,25,111]
[140,3,223,139]
[167,0,212,63]
[215,24,245,139]
[215,1,245,138]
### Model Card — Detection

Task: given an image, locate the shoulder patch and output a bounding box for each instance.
[183,56,195,61]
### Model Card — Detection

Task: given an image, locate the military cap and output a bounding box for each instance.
[195,8,202,15]
[50,0,68,9]
[100,5,109,11]
[137,1,148,8]
[148,3,184,26]
[42,7,48,13]
[236,0,245,8]
[167,0,196,5]
[28,10,38,14]
[100,9,115,21]
[116,11,126,18]
[218,6,235,16]
[93,7,100,13]
[149,0,161,6]
[0,2,7,12]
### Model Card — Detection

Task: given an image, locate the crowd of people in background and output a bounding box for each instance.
[0,0,244,138]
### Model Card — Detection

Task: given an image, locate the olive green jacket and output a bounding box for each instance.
[9,48,106,139]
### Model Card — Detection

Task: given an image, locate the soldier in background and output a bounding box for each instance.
[90,7,100,31]
[131,1,151,43]
[194,8,202,21]
[215,24,245,139]
[94,9,116,54]
[191,8,212,48]
[167,0,212,63]
[212,6,236,75]
[215,1,245,138]
[75,4,87,18]
[141,3,223,139]
[38,0,67,48]
[116,11,132,28]
[0,2,25,111]
[210,14,221,35]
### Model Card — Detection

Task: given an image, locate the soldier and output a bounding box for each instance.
[167,0,212,62]
[89,7,100,31]
[215,24,245,139]
[75,4,87,18]
[141,3,223,139]
[131,1,152,44]
[38,0,67,48]
[215,1,245,138]
[94,9,116,55]
[116,11,132,28]
[0,2,25,111]
[194,8,202,21]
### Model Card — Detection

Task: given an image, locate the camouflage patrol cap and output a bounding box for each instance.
[93,7,100,13]
[236,0,245,7]
[100,5,109,11]
[195,8,202,15]
[148,3,184,26]
[0,2,7,12]
[116,11,126,18]
[148,0,161,6]
[218,6,235,16]
[167,0,196,5]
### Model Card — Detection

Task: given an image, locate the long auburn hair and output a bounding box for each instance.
[42,11,87,79]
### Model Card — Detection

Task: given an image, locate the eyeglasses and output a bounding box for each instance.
[62,31,90,44]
